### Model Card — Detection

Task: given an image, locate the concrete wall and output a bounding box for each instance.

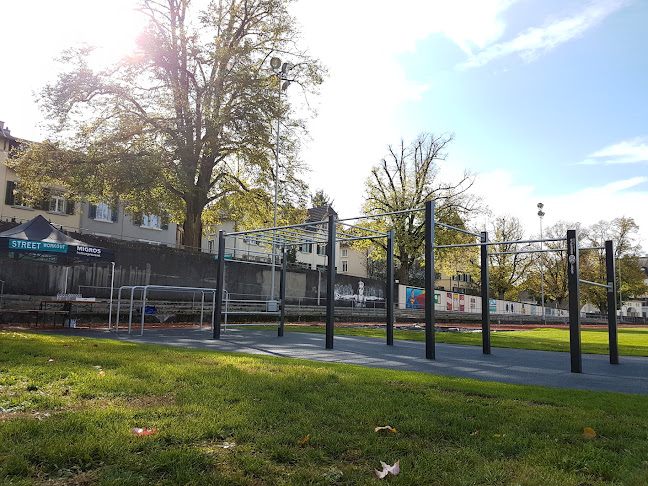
[0,221,385,303]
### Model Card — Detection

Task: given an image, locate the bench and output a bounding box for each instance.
[7,309,70,327]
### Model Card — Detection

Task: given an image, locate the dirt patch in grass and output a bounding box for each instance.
[0,395,175,422]
[39,469,99,485]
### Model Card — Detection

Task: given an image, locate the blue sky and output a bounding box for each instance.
[293,0,648,248]
[3,0,647,248]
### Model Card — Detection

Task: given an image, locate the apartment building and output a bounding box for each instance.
[1,121,178,247]
[201,205,371,277]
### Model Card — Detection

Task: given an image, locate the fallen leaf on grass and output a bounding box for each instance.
[470,430,481,436]
[298,434,310,445]
[98,370,105,377]
[131,428,158,436]
[583,427,596,438]
[375,460,400,478]
[48,358,57,362]
[216,441,236,449]
[62,345,70,347]
[374,425,397,433]
[92,344,99,347]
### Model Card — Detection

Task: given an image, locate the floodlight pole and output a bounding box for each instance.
[270,57,292,302]
[537,203,545,322]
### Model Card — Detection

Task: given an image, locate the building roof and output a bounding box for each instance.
[0,121,26,153]
[306,205,337,223]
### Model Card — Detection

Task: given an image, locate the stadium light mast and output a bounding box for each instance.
[269,57,292,302]
[537,202,545,322]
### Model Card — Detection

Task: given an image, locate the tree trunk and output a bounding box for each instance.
[396,263,410,286]
[183,194,207,250]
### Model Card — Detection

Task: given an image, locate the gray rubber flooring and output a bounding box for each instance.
[64,327,648,395]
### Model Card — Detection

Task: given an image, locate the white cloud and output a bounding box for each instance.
[461,0,627,68]
[291,0,515,216]
[470,170,648,250]
[581,137,648,165]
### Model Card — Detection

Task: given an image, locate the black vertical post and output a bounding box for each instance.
[425,200,435,359]
[213,230,225,339]
[605,240,618,364]
[567,229,582,373]
[386,229,395,345]
[481,231,491,354]
[326,215,336,349]
[279,247,287,337]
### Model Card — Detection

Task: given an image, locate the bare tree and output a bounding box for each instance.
[361,133,479,285]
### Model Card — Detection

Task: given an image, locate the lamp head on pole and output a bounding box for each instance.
[537,202,544,219]
[270,57,282,70]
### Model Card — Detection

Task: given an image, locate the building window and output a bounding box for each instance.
[301,242,312,253]
[95,203,112,221]
[341,248,348,257]
[342,260,348,272]
[49,195,66,214]
[5,181,31,208]
[142,214,162,229]
[317,244,326,255]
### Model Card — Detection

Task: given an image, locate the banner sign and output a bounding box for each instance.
[9,239,68,253]
[76,246,103,258]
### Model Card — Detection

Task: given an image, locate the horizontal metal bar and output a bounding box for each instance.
[337,222,388,237]
[222,311,281,315]
[336,208,425,223]
[489,248,566,256]
[435,237,566,249]
[434,221,482,238]
[579,246,604,251]
[228,219,330,236]
[336,234,383,243]
[579,279,611,289]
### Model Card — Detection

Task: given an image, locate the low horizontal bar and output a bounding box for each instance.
[579,246,604,251]
[434,221,482,238]
[222,311,281,315]
[579,279,611,289]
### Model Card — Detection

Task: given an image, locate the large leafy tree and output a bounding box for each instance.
[360,133,479,285]
[10,0,324,249]
[580,217,647,313]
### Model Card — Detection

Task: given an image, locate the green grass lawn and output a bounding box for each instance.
[1,330,648,485]
[255,325,648,357]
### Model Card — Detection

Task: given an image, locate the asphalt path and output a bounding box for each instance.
[62,327,648,395]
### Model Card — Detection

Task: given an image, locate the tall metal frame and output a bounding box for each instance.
[211,215,391,348]
[207,206,621,375]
